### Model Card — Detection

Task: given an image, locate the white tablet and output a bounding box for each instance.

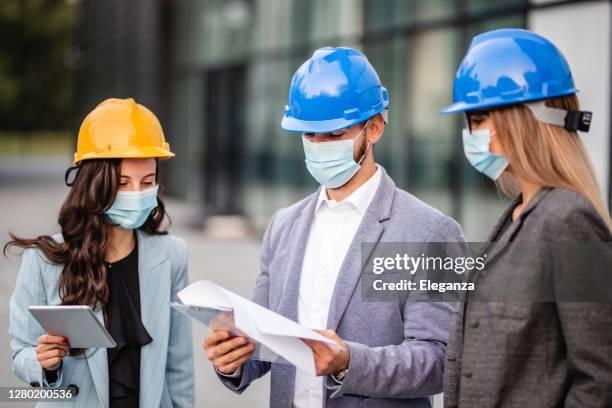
[29,305,116,348]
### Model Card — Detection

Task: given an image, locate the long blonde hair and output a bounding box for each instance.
[490,94,612,230]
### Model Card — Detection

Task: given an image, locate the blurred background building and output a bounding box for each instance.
[75,0,611,240]
[0,1,610,407]
[1,0,607,240]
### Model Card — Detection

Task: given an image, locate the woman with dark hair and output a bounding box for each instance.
[7,98,194,407]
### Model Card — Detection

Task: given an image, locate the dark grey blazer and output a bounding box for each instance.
[444,188,612,407]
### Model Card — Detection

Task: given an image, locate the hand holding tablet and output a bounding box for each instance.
[28,305,117,349]
[36,333,70,371]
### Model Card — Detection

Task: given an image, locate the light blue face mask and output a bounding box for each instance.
[105,185,159,229]
[462,128,509,180]
[302,122,370,189]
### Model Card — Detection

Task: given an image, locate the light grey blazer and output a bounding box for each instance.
[218,167,464,408]
[9,229,194,408]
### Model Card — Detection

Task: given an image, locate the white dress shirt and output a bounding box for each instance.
[293,166,382,408]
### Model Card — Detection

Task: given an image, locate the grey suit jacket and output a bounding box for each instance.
[218,167,465,408]
[9,230,194,408]
[444,188,612,407]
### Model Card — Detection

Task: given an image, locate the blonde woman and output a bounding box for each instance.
[440,29,612,407]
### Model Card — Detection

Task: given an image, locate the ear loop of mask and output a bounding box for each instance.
[65,166,80,187]
[356,119,372,165]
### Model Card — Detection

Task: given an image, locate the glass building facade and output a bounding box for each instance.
[167,0,530,240]
[80,0,611,241]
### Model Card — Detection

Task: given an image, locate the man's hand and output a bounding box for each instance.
[203,330,256,375]
[303,329,350,376]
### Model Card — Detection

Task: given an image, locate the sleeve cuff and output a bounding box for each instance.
[42,362,63,388]
[325,341,367,398]
[215,365,242,378]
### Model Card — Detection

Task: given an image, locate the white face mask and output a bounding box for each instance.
[462,128,509,180]
[105,185,159,229]
[302,121,370,188]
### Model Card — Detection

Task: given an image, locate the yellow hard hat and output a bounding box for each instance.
[74,98,175,164]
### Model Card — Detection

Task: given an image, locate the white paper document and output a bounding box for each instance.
[171,280,339,376]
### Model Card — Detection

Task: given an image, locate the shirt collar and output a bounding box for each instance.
[314,165,382,215]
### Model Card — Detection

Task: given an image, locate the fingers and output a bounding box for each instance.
[313,329,341,342]
[36,335,69,365]
[203,331,231,348]
[38,334,69,346]
[305,330,350,376]
[203,333,256,375]
[217,348,255,374]
[206,336,249,361]
[36,342,70,354]
[37,348,68,362]
[40,356,62,370]
[214,342,256,369]
[37,347,67,371]
[303,338,331,355]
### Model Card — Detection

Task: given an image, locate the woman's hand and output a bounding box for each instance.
[36,334,70,371]
[203,331,256,375]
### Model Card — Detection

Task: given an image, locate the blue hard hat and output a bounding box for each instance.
[281,47,389,133]
[441,28,577,114]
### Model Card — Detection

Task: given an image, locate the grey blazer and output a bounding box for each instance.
[444,188,612,407]
[9,230,194,408]
[218,167,465,408]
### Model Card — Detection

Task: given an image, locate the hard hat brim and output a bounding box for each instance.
[74,146,175,164]
[281,107,388,133]
[440,89,578,114]
[281,114,360,134]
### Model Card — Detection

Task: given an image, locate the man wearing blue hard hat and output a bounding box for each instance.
[204,47,464,407]
[441,29,612,407]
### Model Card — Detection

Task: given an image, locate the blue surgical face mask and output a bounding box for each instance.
[462,128,509,180]
[302,122,370,188]
[105,185,159,229]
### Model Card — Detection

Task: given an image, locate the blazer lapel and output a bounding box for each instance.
[482,188,552,264]
[273,192,318,395]
[87,309,109,408]
[136,230,172,408]
[477,194,523,265]
[277,192,319,321]
[84,231,171,408]
[326,168,395,331]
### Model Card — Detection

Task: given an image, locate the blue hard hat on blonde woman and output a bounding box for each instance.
[6,98,194,407]
[441,28,612,408]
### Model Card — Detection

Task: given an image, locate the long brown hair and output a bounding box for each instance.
[491,94,612,230]
[4,159,169,310]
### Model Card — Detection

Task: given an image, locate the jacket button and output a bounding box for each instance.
[30,381,40,388]
[68,384,79,396]
[469,319,479,328]
[463,371,473,379]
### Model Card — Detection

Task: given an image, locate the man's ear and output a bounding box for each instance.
[367,114,385,144]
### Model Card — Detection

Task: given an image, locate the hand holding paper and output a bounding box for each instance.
[204,330,256,374]
[303,329,350,376]
[171,280,339,376]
